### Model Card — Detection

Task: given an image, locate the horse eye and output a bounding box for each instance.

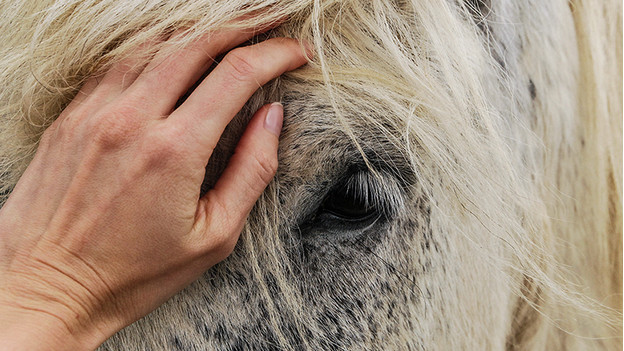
[320,186,378,222]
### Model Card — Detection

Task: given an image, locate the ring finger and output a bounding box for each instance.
[127,20,282,115]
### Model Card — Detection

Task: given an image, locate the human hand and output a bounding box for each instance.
[0,27,309,350]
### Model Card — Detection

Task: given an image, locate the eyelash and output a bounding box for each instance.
[318,170,401,223]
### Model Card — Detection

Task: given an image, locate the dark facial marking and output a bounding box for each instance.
[529,79,536,100]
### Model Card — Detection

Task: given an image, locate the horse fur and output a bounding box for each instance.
[0,0,621,349]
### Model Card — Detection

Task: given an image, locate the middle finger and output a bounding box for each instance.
[128,23,281,114]
[168,37,309,163]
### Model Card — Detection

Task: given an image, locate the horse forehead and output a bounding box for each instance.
[203,87,389,190]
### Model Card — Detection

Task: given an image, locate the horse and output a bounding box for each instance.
[0,0,621,349]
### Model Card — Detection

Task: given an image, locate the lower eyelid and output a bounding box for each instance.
[323,209,379,222]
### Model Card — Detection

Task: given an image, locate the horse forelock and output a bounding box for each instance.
[0,0,620,350]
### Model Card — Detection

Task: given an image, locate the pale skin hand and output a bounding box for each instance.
[0,27,309,350]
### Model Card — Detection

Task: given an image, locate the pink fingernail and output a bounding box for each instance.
[264,102,283,136]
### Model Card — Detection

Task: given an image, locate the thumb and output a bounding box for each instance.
[197,102,282,244]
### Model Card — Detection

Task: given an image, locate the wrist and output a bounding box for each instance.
[0,303,82,350]
[0,290,111,350]
[0,242,127,350]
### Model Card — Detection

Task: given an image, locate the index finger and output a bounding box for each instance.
[128,20,284,114]
[168,37,310,161]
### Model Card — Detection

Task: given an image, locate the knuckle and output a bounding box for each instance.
[222,47,258,82]
[209,229,238,259]
[49,110,86,143]
[252,151,278,186]
[200,199,240,259]
[142,124,187,160]
[39,124,57,145]
[89,106,144,147]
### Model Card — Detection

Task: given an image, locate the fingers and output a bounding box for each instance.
[60,37,163,117]
[60,76,101,116]
[62,22,281,118]
[169,38,308,161]
[94,37,164,98]
[199,103,282,233]
[129,22,280,113]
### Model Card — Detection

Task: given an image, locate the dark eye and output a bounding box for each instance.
[316,170,385,223]
[300,169,402,234]
[321,188,378,222]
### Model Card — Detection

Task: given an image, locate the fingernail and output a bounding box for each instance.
[264,102,283,136]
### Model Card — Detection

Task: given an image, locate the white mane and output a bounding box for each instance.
[0,1,620,349]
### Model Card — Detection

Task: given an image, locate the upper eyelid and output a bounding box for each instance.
[340,169,404,218]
